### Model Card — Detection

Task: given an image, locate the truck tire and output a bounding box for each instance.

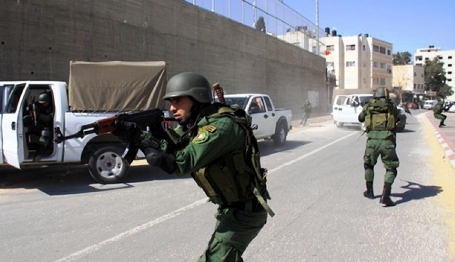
[335,121,344,128]
[88,145,130,184]
[273,122,287,146]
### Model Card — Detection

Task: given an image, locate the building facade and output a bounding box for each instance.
[321,32,393,91]
[392,65,425,93]
[414,46,455,100]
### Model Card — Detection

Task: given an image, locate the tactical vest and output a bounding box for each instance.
[192,105,274,216]
[364,98,395,132]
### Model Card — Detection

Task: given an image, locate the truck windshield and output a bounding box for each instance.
[215,97,248,109]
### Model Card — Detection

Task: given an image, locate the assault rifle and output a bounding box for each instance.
[54,108,166,163]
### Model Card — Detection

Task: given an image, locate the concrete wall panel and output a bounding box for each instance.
[0,0,328,118]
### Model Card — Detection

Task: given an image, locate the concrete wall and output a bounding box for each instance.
[0,0,327,119]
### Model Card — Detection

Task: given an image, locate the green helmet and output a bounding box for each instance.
[374,87,387,98]
[38,92,51,103]
[163,72,212,104]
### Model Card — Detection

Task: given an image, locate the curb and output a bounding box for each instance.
[425,113,455,168]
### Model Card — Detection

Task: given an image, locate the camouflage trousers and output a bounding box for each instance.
[363,138,399,184]
[198,202,267,262]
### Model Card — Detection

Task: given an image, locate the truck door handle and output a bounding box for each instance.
[11,122,16,130]
[272,113,275,117]
[264,114,269,119]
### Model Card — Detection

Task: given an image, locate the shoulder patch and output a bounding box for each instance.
[192,125,216,144]
[192,130,209,144]
[200,125,217,133]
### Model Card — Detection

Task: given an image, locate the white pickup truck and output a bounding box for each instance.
[332,94,373,129]
[0,61,167,183]
[219,94,292,146]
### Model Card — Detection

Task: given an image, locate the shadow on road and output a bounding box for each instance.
[0,163,190,196]
[257,140,310,157]
[392,180,443,205]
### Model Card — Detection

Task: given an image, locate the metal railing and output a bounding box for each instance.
[184,0,325,52]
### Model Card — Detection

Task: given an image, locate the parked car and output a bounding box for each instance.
[443,101,455,112]
[406,102,418,109]
[396,106,407,132]
[423,100,438,110]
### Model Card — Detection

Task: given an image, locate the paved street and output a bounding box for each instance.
[1,108,455,261]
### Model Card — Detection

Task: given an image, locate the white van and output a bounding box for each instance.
[332,94,373,129]
[423,100,438,110]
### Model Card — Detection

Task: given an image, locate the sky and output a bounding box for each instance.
[285,0,455,54]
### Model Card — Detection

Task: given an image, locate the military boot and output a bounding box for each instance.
[379,182,395,206]
[363,181,374,199]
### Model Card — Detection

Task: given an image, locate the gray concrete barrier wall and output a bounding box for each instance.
[0,0,328,119]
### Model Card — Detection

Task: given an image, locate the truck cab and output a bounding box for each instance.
[332,94,373,129]
[1,81,66,168]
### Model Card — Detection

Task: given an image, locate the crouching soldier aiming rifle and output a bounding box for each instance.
[138,72,274,261]
[358,87,400,207]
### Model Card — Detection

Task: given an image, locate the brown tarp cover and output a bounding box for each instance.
[69,61,167,111]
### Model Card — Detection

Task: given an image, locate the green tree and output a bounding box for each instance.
[424,57,453,99]
[392,51,412,65]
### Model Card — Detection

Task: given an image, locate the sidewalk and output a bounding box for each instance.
[424,110,455,168]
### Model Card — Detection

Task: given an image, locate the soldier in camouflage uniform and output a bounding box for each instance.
[358,87,400,207]
[138,72,273,261]
[433,98,447,128]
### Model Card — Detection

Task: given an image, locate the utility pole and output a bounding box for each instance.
[316,0,319,55]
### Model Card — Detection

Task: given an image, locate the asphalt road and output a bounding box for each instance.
[1,110,454,262]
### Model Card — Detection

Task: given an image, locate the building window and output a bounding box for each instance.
[373,45,380,52]
[449,64,453,67]
[373,62,379,68]
[416,56,423,61]
[380,47,386,54]
[380,78,386,85]
[448,71,452,75]
[363,45,365,51]
[414,72,416,76]
[326,45,334,51]
[449,56,452,59]
[387,49,391,55]
[346,61,356,67]
[346,44,355,51]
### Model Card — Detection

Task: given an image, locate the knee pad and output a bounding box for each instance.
[386,169,397,176]
[364,163,373,171]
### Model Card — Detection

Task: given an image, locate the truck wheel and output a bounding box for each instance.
[273,122,287,146]
[88,146,130,184]
[335,121,344,128]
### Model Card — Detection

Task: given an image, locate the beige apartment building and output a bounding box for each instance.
[392,65,425,93]
[321,31,393,91]
[279,29,393,92]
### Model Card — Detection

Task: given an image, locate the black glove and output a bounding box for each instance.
[139,140,177,174]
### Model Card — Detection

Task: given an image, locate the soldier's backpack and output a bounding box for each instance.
[364,98,395,132]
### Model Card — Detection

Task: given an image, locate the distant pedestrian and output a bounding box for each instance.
[300,100,312,126]
[433,97,447,128]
